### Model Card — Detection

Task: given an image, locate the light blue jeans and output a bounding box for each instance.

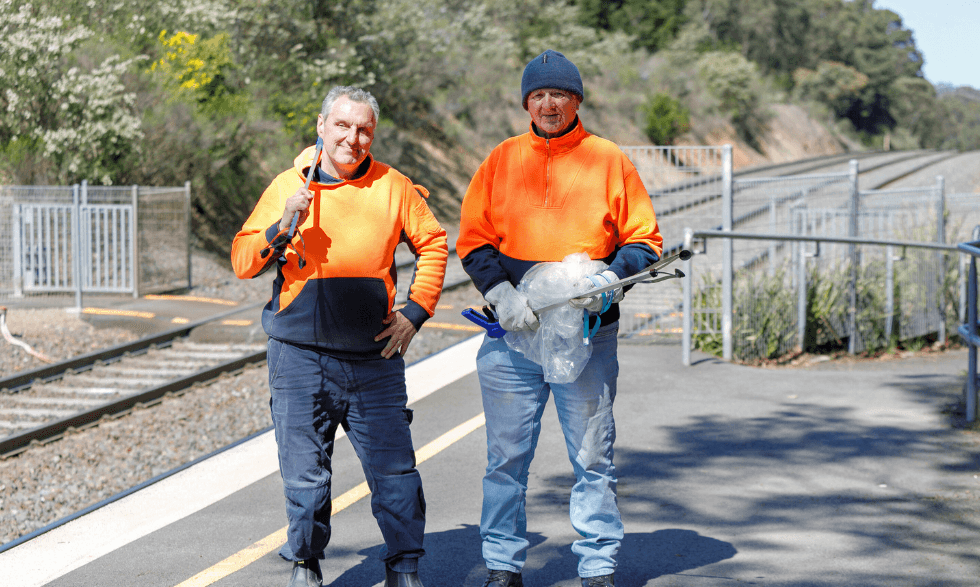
[476,323,622,578]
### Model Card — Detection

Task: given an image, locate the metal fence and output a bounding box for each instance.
[681,230,961,364]
[0,181,191,304]
[597,147,980,356]
[617,145,726,337]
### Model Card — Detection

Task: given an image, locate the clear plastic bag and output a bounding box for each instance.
[504,253,607,383]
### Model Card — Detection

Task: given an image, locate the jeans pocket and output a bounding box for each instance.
[592,323,620,342]
[268,339,287,389]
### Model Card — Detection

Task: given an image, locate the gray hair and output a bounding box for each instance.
[321,86,380,125]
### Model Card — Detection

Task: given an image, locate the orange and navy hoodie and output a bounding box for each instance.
[457,118,663,326]
[232,146,448,359]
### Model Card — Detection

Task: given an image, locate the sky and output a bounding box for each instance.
[876,0,979,89]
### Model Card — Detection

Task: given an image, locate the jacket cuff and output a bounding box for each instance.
[607,243,660,279]
[399,300,431,331]
[265,222,282,243]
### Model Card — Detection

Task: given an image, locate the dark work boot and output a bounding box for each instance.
[483,569,524,587]
[383,565,425,587]
[287,558,322,587]
[582,574,615,587]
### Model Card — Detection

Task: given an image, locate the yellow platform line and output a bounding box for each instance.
[174,412,487,587]
[423,321,483,332]
[145,294,239,306]
[82,308,156,319]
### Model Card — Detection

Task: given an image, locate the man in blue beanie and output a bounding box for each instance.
[458,49,663,587]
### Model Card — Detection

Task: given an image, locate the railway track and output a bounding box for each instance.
[0,149,954,459]
[0,251,475,458]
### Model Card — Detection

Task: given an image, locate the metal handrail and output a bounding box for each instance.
[691,230,959,252]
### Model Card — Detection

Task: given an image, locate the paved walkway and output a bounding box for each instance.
[2,336,977,587]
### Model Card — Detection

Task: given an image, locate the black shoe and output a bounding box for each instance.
[383,565,425,587]
[581,574,614,587]
[288,558,322,587]
[483,569,523,587]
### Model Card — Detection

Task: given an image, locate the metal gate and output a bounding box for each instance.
[2,181,191,302]
[12,201,136,296]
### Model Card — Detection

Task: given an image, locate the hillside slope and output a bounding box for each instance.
[378,101,861,228]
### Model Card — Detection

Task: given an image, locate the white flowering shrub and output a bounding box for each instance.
[0,1,142,184]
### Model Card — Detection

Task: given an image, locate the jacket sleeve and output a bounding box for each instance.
[606,162,663,279]
[457,153,511,295]
[398,184,448,330]
[231,177,289,279]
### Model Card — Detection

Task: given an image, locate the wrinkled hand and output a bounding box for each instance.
[485,281,539,332]
[569,270,623,313]
[375,311,417,359]
[280,187,314,232]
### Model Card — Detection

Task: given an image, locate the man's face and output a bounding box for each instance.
[526,88,580,137]
[316,96,376,178]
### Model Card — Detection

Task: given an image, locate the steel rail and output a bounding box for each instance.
[0,351,266,457]
[0,301,266,393]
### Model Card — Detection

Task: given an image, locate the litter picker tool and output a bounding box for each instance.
[462,249,692,337]
[260,136,323,264]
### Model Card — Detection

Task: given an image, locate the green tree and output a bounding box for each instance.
[573,0,687,52]
[793,61,869,117]
[686,0,924,136]
[697,50,764,141]
[933,87,980,151]
[642,93,690,144]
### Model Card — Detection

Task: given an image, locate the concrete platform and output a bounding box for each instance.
[1,335,977,587]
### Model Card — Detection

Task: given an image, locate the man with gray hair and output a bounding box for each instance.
[233,85,448,587]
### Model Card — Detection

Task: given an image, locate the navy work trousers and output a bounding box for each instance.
[267,338,426,572]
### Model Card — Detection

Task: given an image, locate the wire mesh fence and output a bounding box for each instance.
[0,182,190,304]
[617,145,726,338]
[136,186,191,294]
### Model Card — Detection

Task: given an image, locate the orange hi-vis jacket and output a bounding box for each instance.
[232,146,448,359]
[457,118,662,325]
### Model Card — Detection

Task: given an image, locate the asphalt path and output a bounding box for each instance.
[25,336,977,587]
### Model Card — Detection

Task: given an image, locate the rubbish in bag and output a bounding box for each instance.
[504,253,607,383]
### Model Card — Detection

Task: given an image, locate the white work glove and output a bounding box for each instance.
[485,281,539,332]
[569,270,623,313]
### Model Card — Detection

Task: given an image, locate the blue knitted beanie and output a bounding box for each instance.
[521,49,584,110]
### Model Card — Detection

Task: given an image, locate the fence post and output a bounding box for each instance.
[132,185,140,298]
[936,175,946,343]
[768,191,776,277]
[683,228,693,366]
[886,245,895,342]
[962,252,969,325]
[72,184,83,311]
[12,203,22,297]
[185,180,192,290]
[797,241,807,350]
[847,160,859,354]
[967,250,977,423]
[722,144,733,361]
